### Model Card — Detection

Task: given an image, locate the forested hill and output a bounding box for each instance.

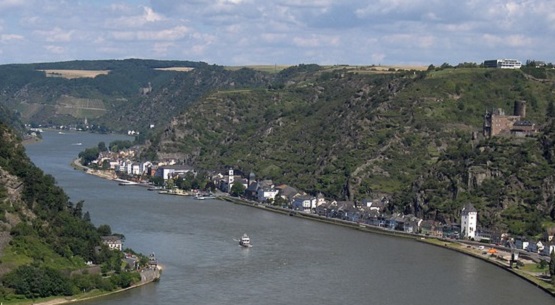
[0,59,271,133]
[0,123,139,299]
[0,103,25,135]
[152,64,555,236]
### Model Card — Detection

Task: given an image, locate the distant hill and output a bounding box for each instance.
[0,59,271,133]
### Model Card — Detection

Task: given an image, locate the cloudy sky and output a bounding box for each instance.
[0,0,553,66]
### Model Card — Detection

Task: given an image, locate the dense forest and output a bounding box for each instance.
[0,122,146,301]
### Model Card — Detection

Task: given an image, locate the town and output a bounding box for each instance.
[84,137,555,262]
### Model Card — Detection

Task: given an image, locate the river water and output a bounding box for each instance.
[24,131,554,305]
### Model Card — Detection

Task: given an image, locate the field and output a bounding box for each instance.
[333,65,428,74]
[39,69,110,79]
[225,64,427,74]
[154,67,195,72]
[56,95,106,118]
[225,65,292,73]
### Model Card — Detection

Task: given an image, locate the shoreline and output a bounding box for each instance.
[220,196,555,297]
[27,267,161,305]
[80,164,555,298]
[11,160,162,305]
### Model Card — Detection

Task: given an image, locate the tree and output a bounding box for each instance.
[102,159,110,170]
[150,176,164,186]
[97,224,112,236]
[547,100,555,119]
[78,147,100,166]
[230,181,246,197]
[205,181,216,192]
[97,141,107,152]
[73,200,84,219]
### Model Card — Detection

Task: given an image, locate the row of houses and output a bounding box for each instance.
[92,151,555,256]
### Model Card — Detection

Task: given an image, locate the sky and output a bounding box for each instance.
[0,0,553,66]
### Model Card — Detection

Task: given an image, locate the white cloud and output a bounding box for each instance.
[0,0,27,10]
[152,42,175,55]
[0,33,24,42]
[107,6,165,29]
[34,27,74,42]
[0,0,553,65]
[292,34,340,48]
[44,45,65,54]
[112,25,190,41]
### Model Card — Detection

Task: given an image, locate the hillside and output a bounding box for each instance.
[3,59,555,235]
[153,64,555,235]
[0,122,145,300]
[0,59,271,133]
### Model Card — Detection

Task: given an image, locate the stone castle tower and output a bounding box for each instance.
[483,100,531,137]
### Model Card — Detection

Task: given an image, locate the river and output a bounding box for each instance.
[24,131,554,305]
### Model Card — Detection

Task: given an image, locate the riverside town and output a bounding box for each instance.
[78,125,555,294]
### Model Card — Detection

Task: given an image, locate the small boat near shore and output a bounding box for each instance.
[194,193,216,200]
[239,233,251,248]
[118,180,138,186]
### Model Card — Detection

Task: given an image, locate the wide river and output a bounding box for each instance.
[24,131,553,305]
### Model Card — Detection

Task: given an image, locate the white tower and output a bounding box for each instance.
[228,169,234,191]
[461,203,477,239]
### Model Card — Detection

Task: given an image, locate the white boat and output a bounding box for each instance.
[194,193,216,200]
[239,233,251,248]
[118,180,138,186]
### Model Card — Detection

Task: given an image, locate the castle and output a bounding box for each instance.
[483,100,537,137]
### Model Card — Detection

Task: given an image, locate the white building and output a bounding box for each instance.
[483,59,522,69]
[257,187,279,202]
[461,203,477,239]
[101,236,123,251]
[155,165,195,180]
[292,196,317,212]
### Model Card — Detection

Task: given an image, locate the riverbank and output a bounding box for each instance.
[71,158,117,180]
[23,267,162,305]
[80,166,554,298]
[221,196,555,297]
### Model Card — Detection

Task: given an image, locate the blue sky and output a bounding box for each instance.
[0,0,553,66]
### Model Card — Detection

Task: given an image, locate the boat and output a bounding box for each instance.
[239,233,251,248]
[118,181,138,186]
[194,193,216,200]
